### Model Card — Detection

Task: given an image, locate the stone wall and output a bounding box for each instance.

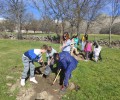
[0,33,60,43]
[0,33,119,48]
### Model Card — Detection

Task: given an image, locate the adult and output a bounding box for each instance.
[54,51,78,92]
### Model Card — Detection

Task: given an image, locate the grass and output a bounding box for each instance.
[63,47,120,100]
[80,34,120,41]
[0,38,120,100]
[0,39,60,100]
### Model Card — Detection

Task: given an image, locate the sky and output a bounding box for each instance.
[0,1,119,20]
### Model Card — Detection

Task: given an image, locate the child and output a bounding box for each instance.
[84,41,92,61]
[70,35,79,56]
[74,35,79,48]
[93,41,102,62]
[81,35,86,51]
[43,46,57,76]
[20,45,48,86]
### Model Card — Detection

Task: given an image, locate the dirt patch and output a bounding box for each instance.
[11,66,80,100]
[30,74,63,100]
[16,73,63,100]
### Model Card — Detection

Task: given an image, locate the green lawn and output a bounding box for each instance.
[0,39,120,100]
[80,34,120,41]
[63,47,120,100]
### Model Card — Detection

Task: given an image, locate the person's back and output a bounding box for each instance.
[59,51,78,70]
[94,46,101,56]
[84,42,92,52]
[93,41,102,62]
[82,36,85,42]
[54,52,78,91]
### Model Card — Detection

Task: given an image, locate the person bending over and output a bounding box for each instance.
[54,51,78,92]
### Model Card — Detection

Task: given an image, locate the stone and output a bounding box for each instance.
[6,76,14,80]
[36,91,48,100]
[6,83,12,87]
[68,82,75,90]
[35,91,54,100]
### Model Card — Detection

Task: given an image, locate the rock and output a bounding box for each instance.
[6,83,12,87]
[35,91,54,100]
[48,95,54,100]
[6,76,14,80]
[10,79,20,92]
[36,91,48,100]
[68,82,75,90]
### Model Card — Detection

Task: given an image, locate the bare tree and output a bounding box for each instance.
[30,19,40,33]
[108,0,120,47]
[84,0,108,35]
[4,20,15,32]
[39,16,57,34]
[3,0,26,39]
[23,13,35,33]
[0,0,5,15]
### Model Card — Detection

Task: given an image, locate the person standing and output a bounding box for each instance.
[84,41,92,61]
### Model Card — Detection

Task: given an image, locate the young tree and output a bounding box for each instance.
[23,13,35,33]
[30,19,40,33]
[108,0,120,47]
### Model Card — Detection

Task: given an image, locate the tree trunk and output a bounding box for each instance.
[17,17,22,40]
[77,25,80,38]
[109,26,112,47]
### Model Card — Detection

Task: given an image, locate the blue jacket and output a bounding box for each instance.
[24,49,42,62]
[58,51,78,86]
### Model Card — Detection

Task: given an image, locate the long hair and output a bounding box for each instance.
[84,41,89,49]
[93,41,98,48]
[63,32,70,41]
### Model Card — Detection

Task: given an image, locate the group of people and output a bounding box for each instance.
[60,32,102,62]
[81,34,102,62]
[20,32,102,92]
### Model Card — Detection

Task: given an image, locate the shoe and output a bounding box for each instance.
[21,79,25,86]
[60,85,67,93]
[30,77,38,84]
[84,60,88,62]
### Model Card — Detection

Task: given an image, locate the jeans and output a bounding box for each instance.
[21,55,35,79]
[81,42,85,51]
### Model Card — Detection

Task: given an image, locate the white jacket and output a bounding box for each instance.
[94,46,102,56]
